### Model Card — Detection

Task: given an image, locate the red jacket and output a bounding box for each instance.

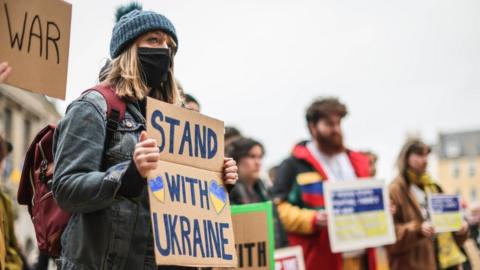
[273,142,377,270]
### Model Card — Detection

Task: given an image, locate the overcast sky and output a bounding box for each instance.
[60,0,480,181]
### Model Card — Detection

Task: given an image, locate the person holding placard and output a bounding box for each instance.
[387,139,469,270]
[271,98,378,270]
[0,62,12,83]
[52,3,238,270]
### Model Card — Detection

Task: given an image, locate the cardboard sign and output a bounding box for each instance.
[428,194,463,233]
[324,179,396,253]
[274,246,305,270]
[146,97,236,267]
[0,0,71,100]
[147,97,224,173]
[223,202,275,270]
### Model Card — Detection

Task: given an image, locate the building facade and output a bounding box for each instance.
[437,130,480,206]
[0,85,61,185]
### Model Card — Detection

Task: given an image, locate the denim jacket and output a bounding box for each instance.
[52,90,157,270]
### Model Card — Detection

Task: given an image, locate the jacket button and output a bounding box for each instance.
[125,120,133,128]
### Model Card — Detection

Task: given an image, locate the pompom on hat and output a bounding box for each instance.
[109,2,178,58]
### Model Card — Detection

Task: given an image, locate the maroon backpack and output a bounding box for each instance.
[17,84,126,257]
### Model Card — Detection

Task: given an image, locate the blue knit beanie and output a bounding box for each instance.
[110,3,178,58]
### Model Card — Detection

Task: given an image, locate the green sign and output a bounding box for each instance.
[231,201,275,270]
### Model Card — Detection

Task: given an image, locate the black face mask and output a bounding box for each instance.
[137,47,171,92]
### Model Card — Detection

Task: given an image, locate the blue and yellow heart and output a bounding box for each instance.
[209,180,227,214]
[148,176,165,203]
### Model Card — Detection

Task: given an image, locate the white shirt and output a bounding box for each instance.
[410,184,429,220]
[307,141,357,181]
[307,141,365,258]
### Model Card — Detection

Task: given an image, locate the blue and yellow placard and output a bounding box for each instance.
[428,194,463,233]
[324,179,396,253]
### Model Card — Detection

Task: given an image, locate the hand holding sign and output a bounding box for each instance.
[0,62,12,83]
[134,131,160,178]
[315,211,328,227]
[421,221,435,238]
[223,158,238,186]
[456,221,468,235]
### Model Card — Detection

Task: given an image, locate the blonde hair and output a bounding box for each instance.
[102,33,182,105]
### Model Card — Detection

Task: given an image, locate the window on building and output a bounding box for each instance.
[24,118,32,153]
[4,108,12,141]
[469,158,476,178]
[471,188,478,201]
[445,140,461,158]
[452,160,460,179]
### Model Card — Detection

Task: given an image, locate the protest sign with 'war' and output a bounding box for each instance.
[146,97,236,267]
[0,0,71,100]
[324,179,396,253]
[428,194,463,233]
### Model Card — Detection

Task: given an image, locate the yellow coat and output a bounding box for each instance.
[0,191,23,270]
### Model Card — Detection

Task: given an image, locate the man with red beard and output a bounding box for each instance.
[272,98,378,270]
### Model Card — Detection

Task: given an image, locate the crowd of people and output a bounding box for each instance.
[224,98,480,270]
[0,3,479,270]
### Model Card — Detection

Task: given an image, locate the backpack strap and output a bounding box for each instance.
[82,84,126,155]
[18,124,56,206]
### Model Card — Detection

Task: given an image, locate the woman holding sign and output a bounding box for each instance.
[52,3,238,270]
[387,139,469,270]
